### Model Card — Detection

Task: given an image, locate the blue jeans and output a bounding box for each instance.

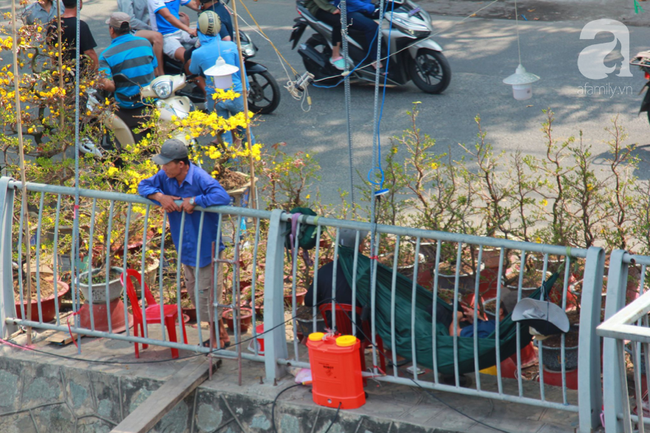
[208,94,255,145]
[347,12,378,62]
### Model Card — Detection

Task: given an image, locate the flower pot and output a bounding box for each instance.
[77,267,124,304]
[437,263,484,294]
[541,328,579,372]
[223,307,253,333]
[284,290,307,307]
[15,280,70,323]
[295,316,326,341]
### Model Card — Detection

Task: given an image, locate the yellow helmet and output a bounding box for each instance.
[197,10,222,37]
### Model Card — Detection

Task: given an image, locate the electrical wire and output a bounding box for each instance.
[0,314,299,365]
[271,383,301,433]
[270,384,341,433]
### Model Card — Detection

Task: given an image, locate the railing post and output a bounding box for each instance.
[263,209,289,382]
[603,249,632,433]
[0,177,17,339]
[578,246,605,432]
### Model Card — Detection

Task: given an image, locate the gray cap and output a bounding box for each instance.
[511,297,570,336]
[105,12,131,29]
[152,139,188,165]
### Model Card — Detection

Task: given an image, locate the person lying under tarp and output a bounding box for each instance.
[448,291,518,338]
[334,244,562,376]
[304,229,453,330]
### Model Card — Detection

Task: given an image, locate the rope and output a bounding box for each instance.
[340,1,355,205]
[514,0,522,65]
[72,0,82,352]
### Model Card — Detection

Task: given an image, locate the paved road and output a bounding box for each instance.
[5,0,650,207]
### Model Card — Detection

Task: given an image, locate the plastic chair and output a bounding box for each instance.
[121,269,188,359]
[318,303,386,379]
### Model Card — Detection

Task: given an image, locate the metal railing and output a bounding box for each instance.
[0,177,608,433]
[263,212,605,433]
[0,177,272,362]
[598,251,650,433]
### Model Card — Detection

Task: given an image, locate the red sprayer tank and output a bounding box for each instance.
[306,332,365,409]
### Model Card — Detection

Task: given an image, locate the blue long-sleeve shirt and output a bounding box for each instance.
[346,0,374,15]
[138,164,231,267]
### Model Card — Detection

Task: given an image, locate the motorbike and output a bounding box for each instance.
[162,30,281,114]
[289,0,451,94]
[630,51,650,124]
[81,73,195,157]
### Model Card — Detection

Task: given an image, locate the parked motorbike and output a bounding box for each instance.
[162,30,281,114]
[289,0,451,94]
[81,73,195,157]
[630,51,650,124]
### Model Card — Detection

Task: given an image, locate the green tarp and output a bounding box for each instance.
[337,246,556,375]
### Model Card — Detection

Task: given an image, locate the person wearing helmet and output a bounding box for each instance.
[189,10,252,146]
[198,0,232,41]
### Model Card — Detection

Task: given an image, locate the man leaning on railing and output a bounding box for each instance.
[138,138,232,348]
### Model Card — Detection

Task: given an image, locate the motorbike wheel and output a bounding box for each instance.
[247,71,281,115]
[408,49,451,94]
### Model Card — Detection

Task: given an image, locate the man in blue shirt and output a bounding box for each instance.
[189,15,250,146]
[138,138,232,348]
[98,12,157,148]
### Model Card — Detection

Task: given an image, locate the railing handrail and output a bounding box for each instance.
[281,213,591,258]
[4,178,273,219]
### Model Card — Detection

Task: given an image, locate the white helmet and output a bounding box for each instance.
[198,11,222,37]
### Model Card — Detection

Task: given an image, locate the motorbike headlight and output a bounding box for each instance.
[152,80,173,99]
[243,46,256,58]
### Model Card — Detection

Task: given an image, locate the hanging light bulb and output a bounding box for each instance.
[204,56,239,89]
[503,64,540,101]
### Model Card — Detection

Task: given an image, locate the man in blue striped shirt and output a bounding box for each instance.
[98,12,157,147]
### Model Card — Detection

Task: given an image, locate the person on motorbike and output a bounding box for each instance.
[97,12,157,148]
[147,0,200,64]
[117,0,164,76]
[198,0,233,41]
[189,10,252,147]
[345,0,382,70]
[304,0,345,70]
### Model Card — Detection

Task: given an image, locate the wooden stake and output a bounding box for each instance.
[230,0,256,210]
[11,0,33,345]
[56,0,64,129]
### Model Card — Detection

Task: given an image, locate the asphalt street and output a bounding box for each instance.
[4,0,650,207]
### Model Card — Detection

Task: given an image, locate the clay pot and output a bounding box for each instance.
[284,290,307,307]
[15,280,70,323]
[223,307,253,333]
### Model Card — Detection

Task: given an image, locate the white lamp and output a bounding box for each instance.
[503,64,540,101]
[204,56,239,89]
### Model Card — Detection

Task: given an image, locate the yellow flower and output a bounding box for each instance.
[27,127,34,133]
[107,167,119,176]
[430,162,438,170]
[541,199,548,206]
[306,194,311,199]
